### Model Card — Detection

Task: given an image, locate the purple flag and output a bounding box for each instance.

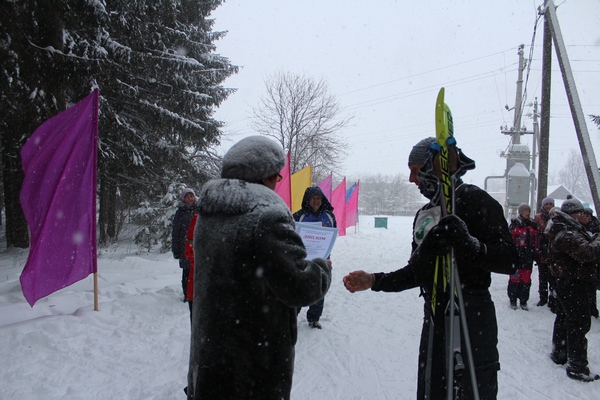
[20,89,99,307]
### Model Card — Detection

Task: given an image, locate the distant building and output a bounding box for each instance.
[545,184,583,208]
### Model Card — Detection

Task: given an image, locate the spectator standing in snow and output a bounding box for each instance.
[534,197,555,308]
[186,136,332,400]
[507,203,540,311]
[172,187,196,301]
[342,137,517,400]
[581,207,600,318]
[293,186,337,329]
[543,206,561,314]
[546,197,600,382]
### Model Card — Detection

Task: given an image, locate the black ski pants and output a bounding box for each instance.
[417,288,500,400]
[180,258,191,299]
[538,262,554,302]
[552,278,593,373]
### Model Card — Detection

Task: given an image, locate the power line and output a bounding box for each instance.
[337,48,522,96]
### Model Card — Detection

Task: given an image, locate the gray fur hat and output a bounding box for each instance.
[560,197,584,215]
[221,135,285,182]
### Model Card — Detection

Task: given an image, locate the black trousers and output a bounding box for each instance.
[417,289,500,400]
[538,262,555,301]
[552,278,593,373]
[180,258,191,298]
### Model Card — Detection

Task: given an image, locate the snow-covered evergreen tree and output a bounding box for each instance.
[0,0,237,247]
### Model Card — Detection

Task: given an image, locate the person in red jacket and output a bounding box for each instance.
[184,211,198,322]
[508,203,540,311]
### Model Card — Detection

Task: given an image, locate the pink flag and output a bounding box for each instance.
[331,177,347,236]
[275,152,291,209]
[317,173,332,201]
[345,180,360,230]
[20,89,99,307]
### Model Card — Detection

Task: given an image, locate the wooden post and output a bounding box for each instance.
[94,272,99,311]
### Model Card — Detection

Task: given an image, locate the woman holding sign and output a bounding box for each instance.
[293,186,337,329]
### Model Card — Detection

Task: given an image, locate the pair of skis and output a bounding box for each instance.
[425,88,479,400]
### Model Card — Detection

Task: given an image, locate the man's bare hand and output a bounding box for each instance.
[342,270,374,293]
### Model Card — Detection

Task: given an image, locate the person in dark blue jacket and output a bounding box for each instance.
[293,186,336,328]
[172,187,196,301]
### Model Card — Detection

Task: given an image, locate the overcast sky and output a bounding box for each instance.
[210,0,600,189]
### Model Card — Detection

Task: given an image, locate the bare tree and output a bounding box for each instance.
[252,71,351,180]
[558,149,592,202]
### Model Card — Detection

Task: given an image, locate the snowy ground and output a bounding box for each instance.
[1,216,599,399]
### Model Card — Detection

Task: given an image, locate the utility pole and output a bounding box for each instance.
[541,0,600,214]
[530,99,539,209]
[501,45,535,219]
[538,13,552,212]
[512,45,525,144]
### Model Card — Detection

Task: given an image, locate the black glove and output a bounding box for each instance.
[419,225,452,256]
[432,214,482,258]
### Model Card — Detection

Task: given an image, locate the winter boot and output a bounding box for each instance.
[510,300,518,310]
[520,301,529,311]
[309,321,322,329]
[566,367,600,382]
[537,298,547,307]
[548,296,557,314]
[550,351,567,365]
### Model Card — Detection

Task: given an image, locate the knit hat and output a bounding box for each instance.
[517,203,531,215]
[221,135,285,182]
[583,207,594,216]
[542,197,554,206]
[180,187,195,200]
[560,197,584,215]
[408,137,437,166]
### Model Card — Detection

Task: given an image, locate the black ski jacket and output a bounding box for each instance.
[371,183,517,293]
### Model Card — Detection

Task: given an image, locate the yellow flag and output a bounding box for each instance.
[291,165,312,213]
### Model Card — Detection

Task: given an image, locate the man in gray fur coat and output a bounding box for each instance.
[186,136,332,400]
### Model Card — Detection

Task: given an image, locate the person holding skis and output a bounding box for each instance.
[546,197,600,382]
[293,186,337,329]
[186,136,332,400]
[343,137,517,400]
[507,203,540,311]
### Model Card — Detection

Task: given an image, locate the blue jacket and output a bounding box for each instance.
[292,186,337,228]
[172,203,196,259]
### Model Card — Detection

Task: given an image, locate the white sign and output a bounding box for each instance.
[294,222,338,260]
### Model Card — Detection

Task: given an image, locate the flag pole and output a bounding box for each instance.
[93,272,99,311]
